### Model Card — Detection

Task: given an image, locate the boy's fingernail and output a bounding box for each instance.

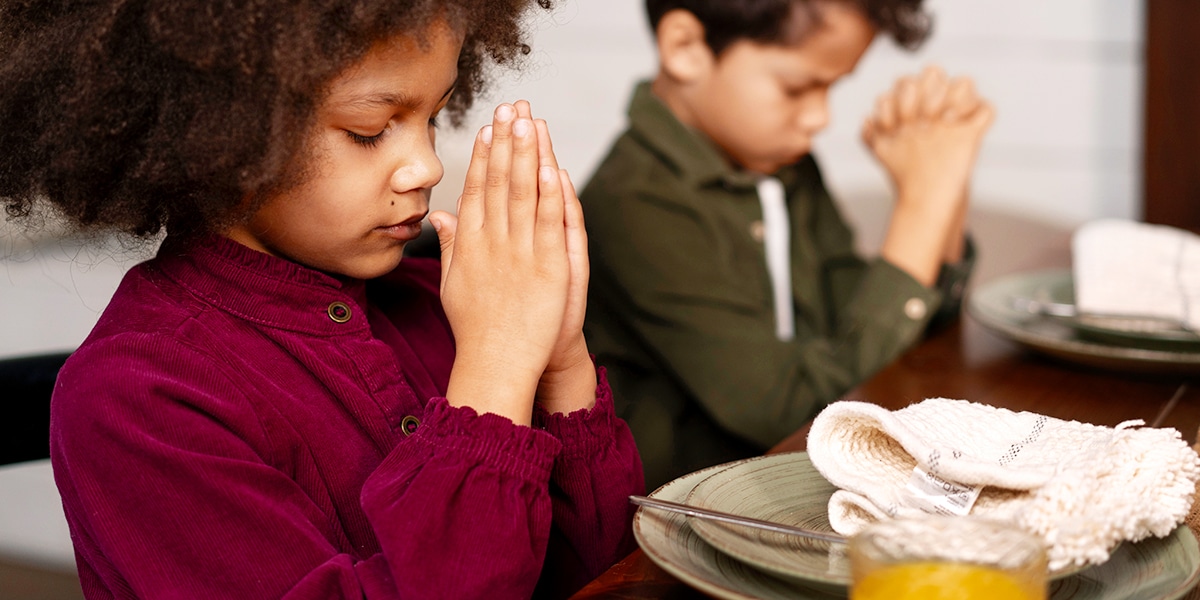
[540,166,555,182]
[481,125,493,145]
[495,104,514,122]
[513,119,531,138]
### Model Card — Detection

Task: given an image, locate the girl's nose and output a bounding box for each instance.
[390,135,444,193]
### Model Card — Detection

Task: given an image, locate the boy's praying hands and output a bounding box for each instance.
[865,65,994,286]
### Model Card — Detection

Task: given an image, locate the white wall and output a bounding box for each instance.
[816,0,1144,228]
[0,231,153,356]
[428,0,658,214]
[0,0,1145,357]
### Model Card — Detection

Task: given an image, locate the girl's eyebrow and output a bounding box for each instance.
[335,80,458,112]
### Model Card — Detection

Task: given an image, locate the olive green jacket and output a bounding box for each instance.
[581,82,973,488]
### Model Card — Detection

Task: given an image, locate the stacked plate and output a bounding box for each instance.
[968,269,1200,374]
[632,451,1200,600]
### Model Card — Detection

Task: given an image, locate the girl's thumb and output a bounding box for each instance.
[429,210,458,267]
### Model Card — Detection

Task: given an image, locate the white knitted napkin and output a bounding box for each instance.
[1073,218,1200,330]
[806,399,1200,569]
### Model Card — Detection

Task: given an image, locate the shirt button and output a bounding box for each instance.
[327,301,352,323]
[750,221,766,242]
[400,415,420,436]
[904,297,928,321]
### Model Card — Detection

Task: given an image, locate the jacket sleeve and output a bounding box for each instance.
[52,335,579,600]
[586,183,944,449]
[531,366,644,598]
[928,235,977,332]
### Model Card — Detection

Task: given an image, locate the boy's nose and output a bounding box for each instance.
[797,92,831,134]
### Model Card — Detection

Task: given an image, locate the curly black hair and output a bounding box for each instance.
[645,0,931,56]
[0,0,552,239]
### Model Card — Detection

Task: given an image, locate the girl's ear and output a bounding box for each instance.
[656,9,714,84]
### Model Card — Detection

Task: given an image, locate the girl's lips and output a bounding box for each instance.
[375,219,423,241]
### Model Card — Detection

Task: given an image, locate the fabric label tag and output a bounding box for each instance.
[903,466,982,516]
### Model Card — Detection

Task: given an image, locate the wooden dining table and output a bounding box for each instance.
[569,208,1200,599]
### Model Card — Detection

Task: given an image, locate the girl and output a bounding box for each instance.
[0,1,643,599]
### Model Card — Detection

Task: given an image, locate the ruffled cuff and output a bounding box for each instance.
[533,363,620,461]
[405,397,563,481]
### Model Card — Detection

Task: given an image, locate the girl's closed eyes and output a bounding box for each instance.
[345,115,440,148]
[346,128,388,148]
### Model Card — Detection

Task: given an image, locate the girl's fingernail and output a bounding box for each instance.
[495,104,514,122]
[481,125,493,145]
[540,166,555,182]
[431,217,442,232]
[513,119,531,138]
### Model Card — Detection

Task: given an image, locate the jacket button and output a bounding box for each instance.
[327,301,352,323]
[400,415,420,436]
[904,297,928,320]
[749,221,765,242]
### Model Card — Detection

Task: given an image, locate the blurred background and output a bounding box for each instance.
[0,1,1165,597]
[1,0,1146,358]
[433,0,1142,226]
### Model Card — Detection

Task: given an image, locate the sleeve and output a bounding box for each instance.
[814,178,975,336]
[927,234,977,332]
[530,366,644,599]
[587,185,939,449]
[51,336,567,600]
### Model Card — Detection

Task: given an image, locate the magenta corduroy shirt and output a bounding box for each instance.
[49,234,644,599]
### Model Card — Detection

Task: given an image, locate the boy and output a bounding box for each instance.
[581,0,993,487]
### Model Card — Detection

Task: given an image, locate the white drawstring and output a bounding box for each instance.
[756,176,794,342]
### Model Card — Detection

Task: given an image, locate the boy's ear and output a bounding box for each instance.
[656,9,714,83]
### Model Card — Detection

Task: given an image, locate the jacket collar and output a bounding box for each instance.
[153,233,372,337]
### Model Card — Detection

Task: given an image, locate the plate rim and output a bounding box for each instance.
[967,268,1200,372]
[632,459,787,600]
[1030,272,1200,345]
[683,452,847,588]
[633,451,1200,600]
[682,450,1089,585]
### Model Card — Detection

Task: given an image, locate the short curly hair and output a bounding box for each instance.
[0,0,552,238]
[646,0,931,56]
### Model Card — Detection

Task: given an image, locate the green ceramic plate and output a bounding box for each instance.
[968,269,1200,374]
[633,452,1200,600]
[685,452,1087,591]
[1007,270,1200,351]
[633,459,839,599]
[682,452,848,594]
